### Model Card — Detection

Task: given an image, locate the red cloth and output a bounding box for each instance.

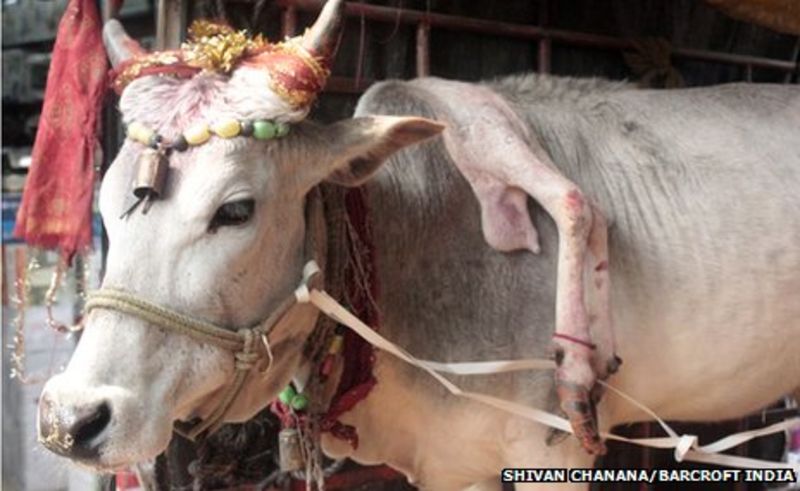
[14,0,108,262]
[272,188,380,450]
[319,187,380,449]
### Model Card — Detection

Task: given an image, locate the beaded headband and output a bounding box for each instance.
[113,0,345,218]
[121,117,291,218]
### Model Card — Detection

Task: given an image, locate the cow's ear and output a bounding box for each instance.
[323,116,445,187]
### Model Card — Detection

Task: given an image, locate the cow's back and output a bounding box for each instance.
[509,80,800,423]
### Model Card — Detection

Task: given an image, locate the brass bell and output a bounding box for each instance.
[278,427,305,472]
[133,148,168,200]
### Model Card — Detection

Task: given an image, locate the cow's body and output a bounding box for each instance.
[318,76,800,489]
[36,8,800,488]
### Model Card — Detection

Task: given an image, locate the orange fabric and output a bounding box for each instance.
[111,31,330,110]
[14,0,108,262]
[243,45,329,109]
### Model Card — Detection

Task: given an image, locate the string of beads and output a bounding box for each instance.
[126,118,290,152]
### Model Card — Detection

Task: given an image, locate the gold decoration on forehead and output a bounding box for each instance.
[111,21,269,93]
[111,51,185,94]
[110,15,337,108]
[182,20,268,74]
[187,20,235,39]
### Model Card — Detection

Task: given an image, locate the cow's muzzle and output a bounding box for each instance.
[38,392,112,460]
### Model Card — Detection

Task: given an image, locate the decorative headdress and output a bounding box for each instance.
[103,0,346,216]
[106,0,345,111]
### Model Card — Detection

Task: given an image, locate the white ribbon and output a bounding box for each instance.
[296,261,800,472]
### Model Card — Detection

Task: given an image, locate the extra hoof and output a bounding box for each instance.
[555,378,607,456]
[546,427,570,447]
[594,353,623,381]
[606,355,623,376]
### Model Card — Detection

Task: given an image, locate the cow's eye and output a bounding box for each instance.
[209,199,255,232]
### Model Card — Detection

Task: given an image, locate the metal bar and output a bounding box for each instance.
[282,5,298,38]
[416,21,430,77]
[275,0,797,73]
[156,0,187,49]
[537,0,550,74]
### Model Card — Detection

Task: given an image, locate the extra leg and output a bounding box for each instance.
[586,203,621,382]
[545,187,606,455]
[473,152,606,454]
[417,79,618,454]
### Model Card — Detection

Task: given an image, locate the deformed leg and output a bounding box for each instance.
[544,187,605,455]
[415,79,617,454]
[475,158,608,454]
[585,203,621,381]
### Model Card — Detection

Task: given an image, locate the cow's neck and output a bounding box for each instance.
[282,185,382,453]
[314,177,524,486]
[312,184,448,481]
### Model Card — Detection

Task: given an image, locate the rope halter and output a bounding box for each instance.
[84,261,322,440]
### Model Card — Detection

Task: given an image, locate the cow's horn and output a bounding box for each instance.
[302,0,346,67]
[103,19,146,68]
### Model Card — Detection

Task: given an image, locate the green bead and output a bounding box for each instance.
[290,394,308,411]
[278,385,296,404]
[253,120,276,140]
[275,122,290,137]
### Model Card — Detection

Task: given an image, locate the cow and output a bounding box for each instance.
[36,0,800,489]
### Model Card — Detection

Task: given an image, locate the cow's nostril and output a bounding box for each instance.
[71,402,111,452]
[39,398,112,460]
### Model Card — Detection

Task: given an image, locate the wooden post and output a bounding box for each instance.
[101,0,120,23]
[282,6,298,38]
[156,0,187,49]
[537,0,551,74]
[416,21,430,77]
[99,0,120,280]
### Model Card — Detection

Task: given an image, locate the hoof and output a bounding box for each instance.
[590,383,604,405]
[594,353,623,381]
[546,427,570,447]
[555,378,607,455]
[606,355,623,376]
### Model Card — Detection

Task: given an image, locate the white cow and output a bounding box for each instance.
[37,1,800,489]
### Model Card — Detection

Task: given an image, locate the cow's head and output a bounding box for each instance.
[37,0,442,472]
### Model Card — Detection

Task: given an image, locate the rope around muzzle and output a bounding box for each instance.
[84,262,322,440]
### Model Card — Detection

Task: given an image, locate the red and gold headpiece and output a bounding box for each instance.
[107,0,344,110]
